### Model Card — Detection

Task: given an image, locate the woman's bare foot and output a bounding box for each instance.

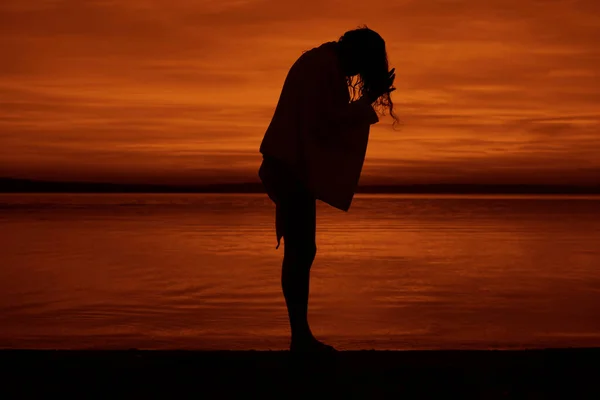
[290,336,337,352]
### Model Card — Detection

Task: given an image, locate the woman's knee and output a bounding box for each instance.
[285,240,317,264]
[305,242,317,263]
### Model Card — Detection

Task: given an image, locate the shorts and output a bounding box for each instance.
[258,155,316,250]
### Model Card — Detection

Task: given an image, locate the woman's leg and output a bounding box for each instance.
[280,193,317,342]
[279,187,335,351]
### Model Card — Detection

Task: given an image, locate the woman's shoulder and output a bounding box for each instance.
[292,41,338,73]
[300,41,337,59]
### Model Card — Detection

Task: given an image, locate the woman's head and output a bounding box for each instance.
[338,26,398,125]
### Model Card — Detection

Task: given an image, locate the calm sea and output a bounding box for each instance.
[0,193,599,350]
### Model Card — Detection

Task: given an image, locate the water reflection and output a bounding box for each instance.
[0,194,599,349]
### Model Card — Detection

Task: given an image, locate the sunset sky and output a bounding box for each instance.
[1,0,599,186]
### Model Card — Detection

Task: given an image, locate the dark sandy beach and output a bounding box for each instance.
[1,348,599,398]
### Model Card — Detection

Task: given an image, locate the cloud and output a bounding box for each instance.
[0,0,599,184]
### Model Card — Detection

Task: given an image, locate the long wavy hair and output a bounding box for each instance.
[339,26,399,126]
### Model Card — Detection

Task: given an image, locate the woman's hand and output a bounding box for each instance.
[364,68,396,103]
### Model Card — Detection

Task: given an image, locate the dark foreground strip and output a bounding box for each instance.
[1,348,599,398]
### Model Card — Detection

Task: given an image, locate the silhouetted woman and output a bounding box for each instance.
[258,27,397,352]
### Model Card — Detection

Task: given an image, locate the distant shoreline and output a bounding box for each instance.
[2,178,600,195]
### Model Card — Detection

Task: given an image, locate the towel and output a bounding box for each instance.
[259,41,379,212]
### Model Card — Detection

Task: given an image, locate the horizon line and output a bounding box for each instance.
[2,177,600,195]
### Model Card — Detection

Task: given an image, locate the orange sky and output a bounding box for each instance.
[1,0,599,185]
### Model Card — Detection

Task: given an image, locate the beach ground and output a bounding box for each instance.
[1,348,599,398]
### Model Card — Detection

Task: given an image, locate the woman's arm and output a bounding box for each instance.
[299,49,379,139]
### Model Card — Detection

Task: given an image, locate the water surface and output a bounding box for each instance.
[1,193,599,350]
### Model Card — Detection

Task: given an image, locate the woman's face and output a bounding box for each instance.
[339,34,386,77]
[342,45,367,77]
